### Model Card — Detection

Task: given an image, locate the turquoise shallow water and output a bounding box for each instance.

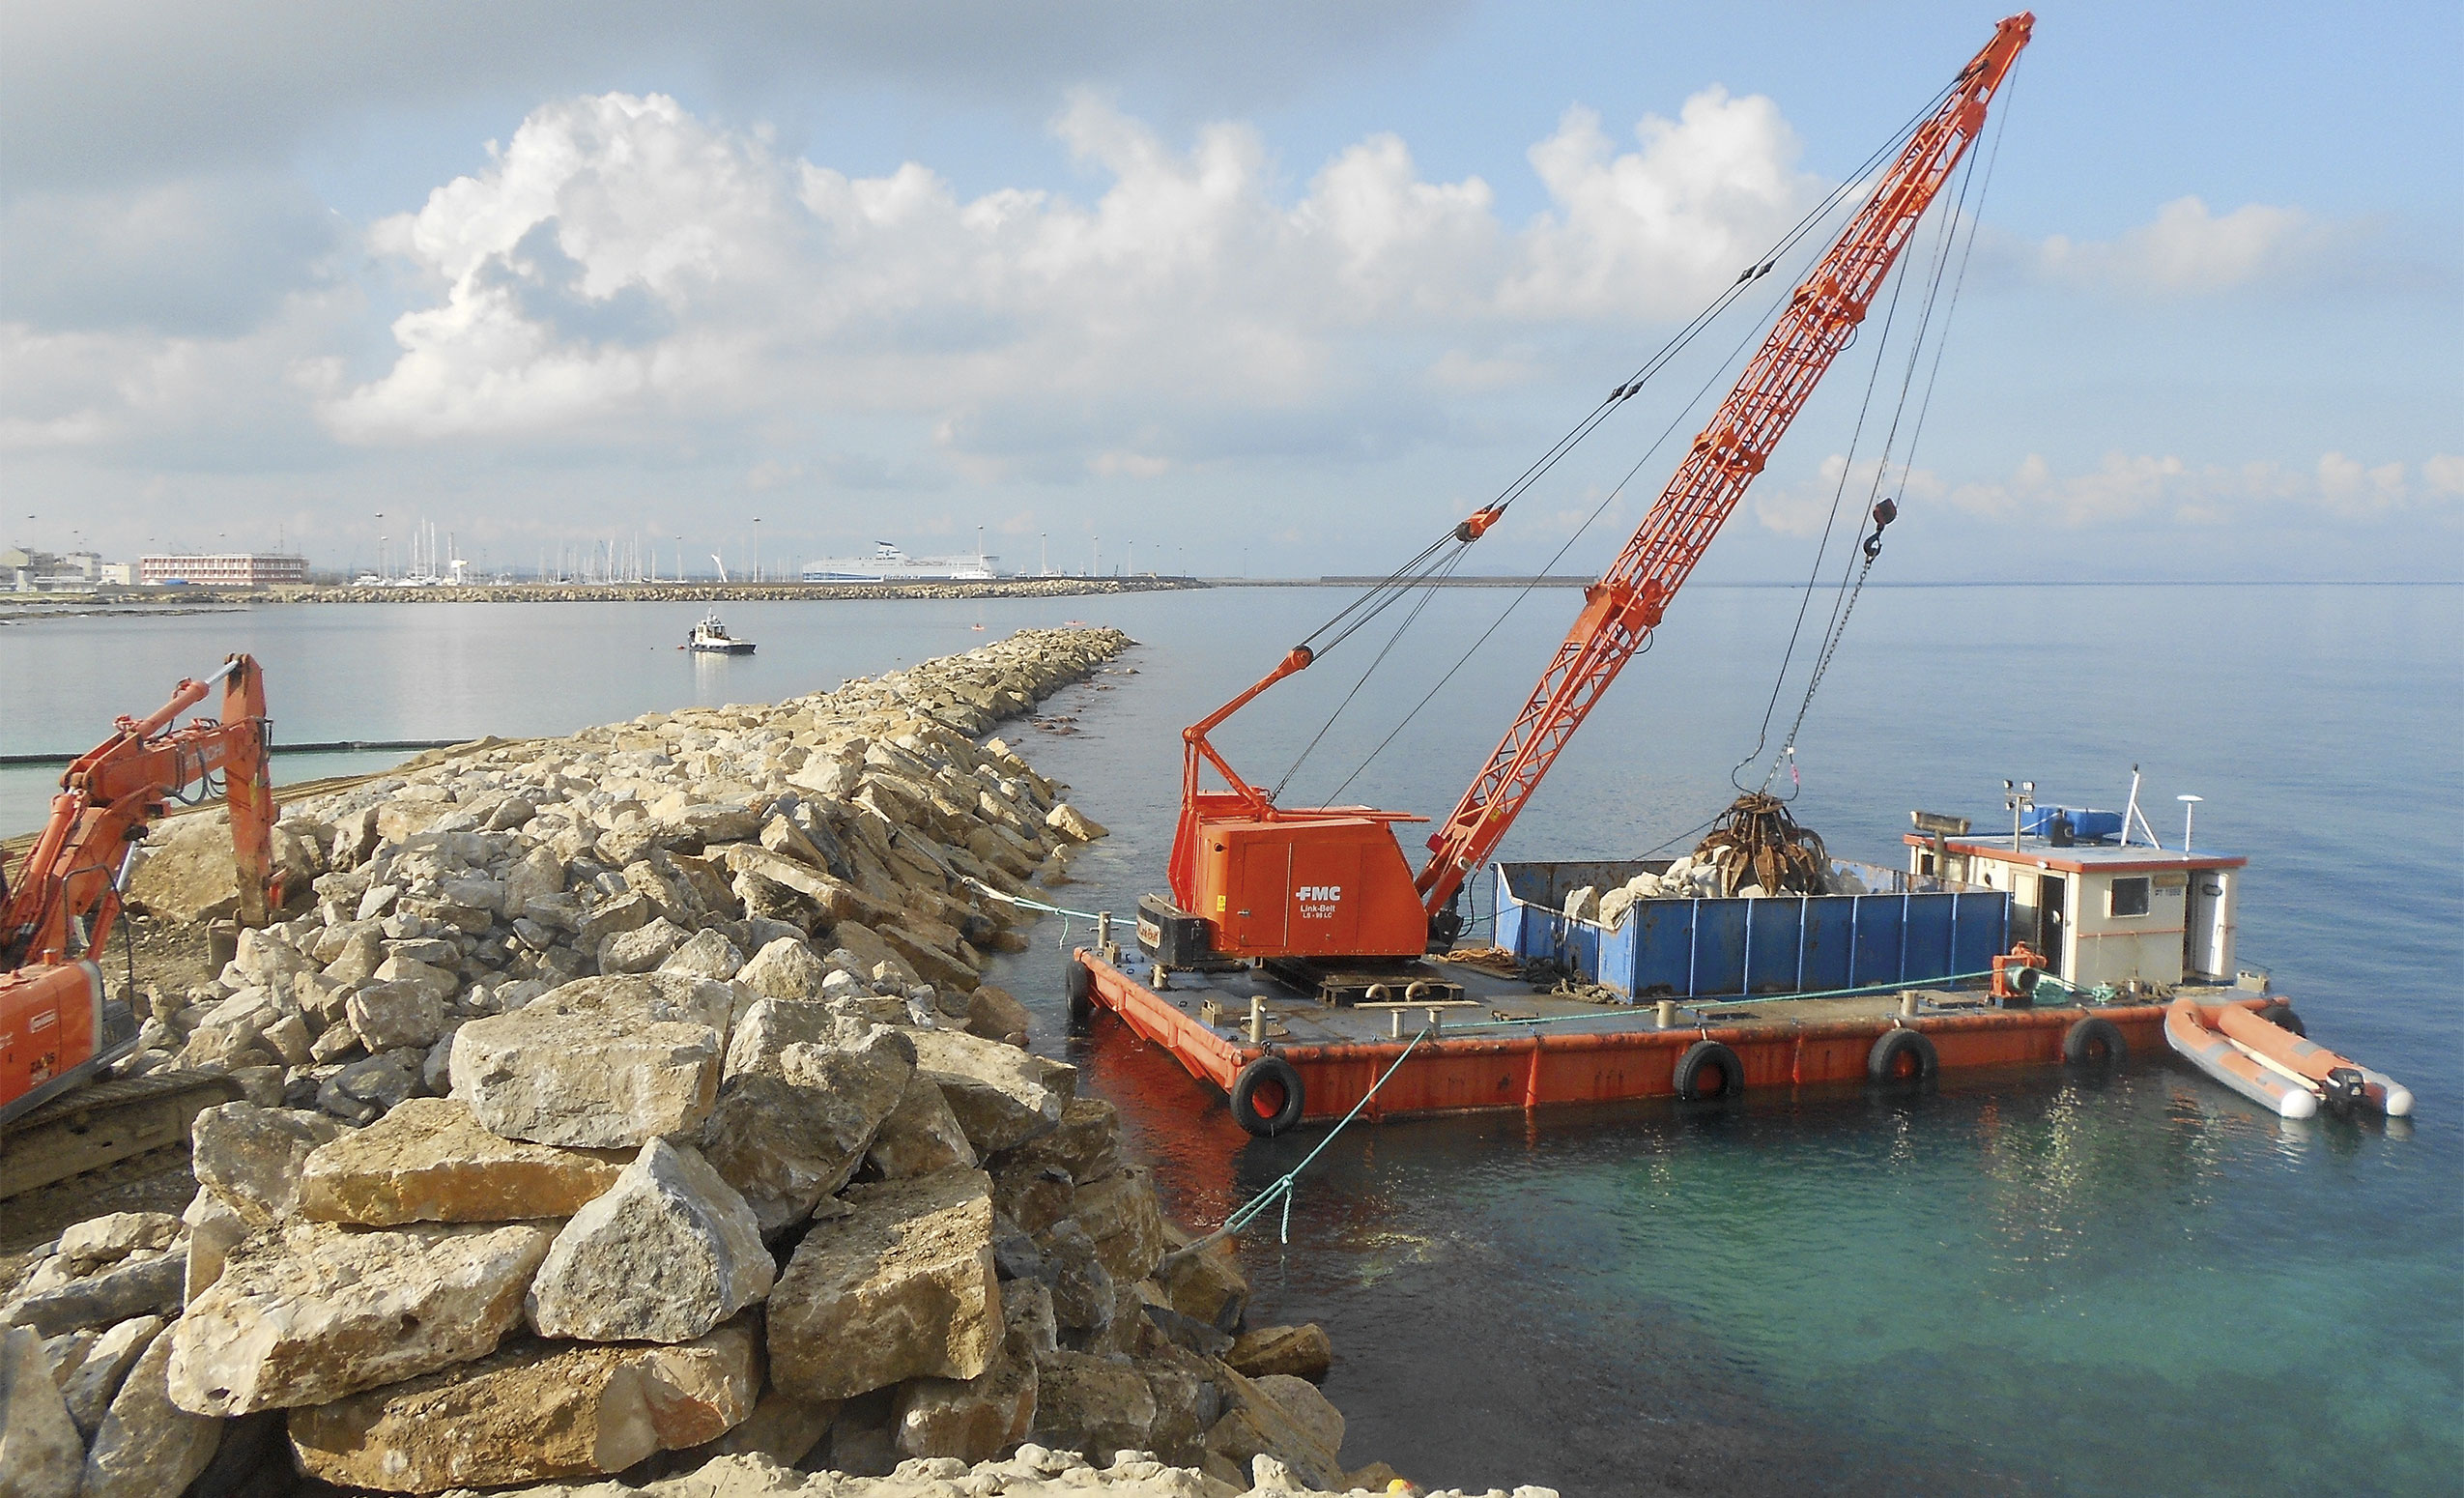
[3,584,2456,1494]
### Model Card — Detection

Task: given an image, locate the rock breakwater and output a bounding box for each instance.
[2,629,1549,1495]
[298,578,1197,605]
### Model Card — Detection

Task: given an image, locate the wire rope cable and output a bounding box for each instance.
[1274,80,1959,683]
[1752,63,2018,792]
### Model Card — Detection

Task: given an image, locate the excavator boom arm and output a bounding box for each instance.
[1,655,277,970]
[1415,13,2031,916]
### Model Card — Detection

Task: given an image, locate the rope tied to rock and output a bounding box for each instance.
[1170,1022,1439,1255]
[958,875,1108,944]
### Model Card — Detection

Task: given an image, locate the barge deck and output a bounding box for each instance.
[1070,943,2289,1132]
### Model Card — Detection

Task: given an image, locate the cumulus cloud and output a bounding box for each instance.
[1929,450,2460,528]
[2037,195,2343,294]
[316,87,1822,457]
[1504,88,1819,318]
[1747,449,2463,541]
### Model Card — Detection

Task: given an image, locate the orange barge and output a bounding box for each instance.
[1066,941,2296,1134]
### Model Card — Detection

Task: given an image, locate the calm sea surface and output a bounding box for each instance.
[4,585,2457,1495]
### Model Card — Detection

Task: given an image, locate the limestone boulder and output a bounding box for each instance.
[906,1028,1074,1154]
[895,1340,1038,1463]
[1,1253,182,1338]
[128,813,243,924]
[287,1322,758,1491]
[1046,802,1107,843]
[183,1187,248,1304]
[659,927,745,982]
[693,1389,840,1466]
[734,936,831,1001]
[79,1330,223,1498]
[1158,1229,1250,1335]
[1072,1167,1170,1284]
[865,1073,978,1180]
[59,1313,165,1435]
[347,980,444,1051]
[882,923,981,991]
[599,916,690,975]
[297,1097,629,1224]
[1031,1348,1156,1456]
[722,995,839,1079]
[572,891,656,950]
[528,1139,772,1343]
[700,1031,912,1232]
[448,973,728,1148]
[767,1168,1000,1400]
[1226,1323,1333,1382]
[999,1096,1123,1186]
[1030,1220,1114,1335]
[54,1212,182,1269]
[964,983,1034,1044]
[1204,1364,1345,1490]
[167,1220,553,1415]
[1,1325,84,1498]
[501,845,566,918]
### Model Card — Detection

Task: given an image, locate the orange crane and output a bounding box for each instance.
[1,655,279,1193]
[1160,13,2032,965]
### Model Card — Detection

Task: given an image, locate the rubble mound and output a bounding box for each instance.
[1,629,1547,1495]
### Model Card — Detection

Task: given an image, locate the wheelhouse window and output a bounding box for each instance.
[2109,877,2151,918]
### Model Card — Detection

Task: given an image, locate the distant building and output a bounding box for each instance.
[139,553,309,587]
[99,562,136,586]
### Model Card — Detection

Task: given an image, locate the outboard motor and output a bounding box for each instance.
[2322,1065,2369,1116]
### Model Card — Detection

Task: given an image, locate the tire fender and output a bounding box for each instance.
[1673,1039,1744,1102]
[1867,1026,1939,1085]
[1230,1055,1305,1137]
[2062,1016,2127,1068]
[2255,1000,2306,1037]
[1064,956,1095,1024]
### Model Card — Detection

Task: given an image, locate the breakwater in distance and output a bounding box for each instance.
[1,579,1204,614]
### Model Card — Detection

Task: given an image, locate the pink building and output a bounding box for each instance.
[138,554,308,587]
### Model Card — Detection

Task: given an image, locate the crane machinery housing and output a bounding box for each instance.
[1148,13,2033,979]
[1,656,281,1197]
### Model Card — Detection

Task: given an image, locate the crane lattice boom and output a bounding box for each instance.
[1414,12,2031,917]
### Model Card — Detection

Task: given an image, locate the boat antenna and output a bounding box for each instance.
[2121,764,2162,849]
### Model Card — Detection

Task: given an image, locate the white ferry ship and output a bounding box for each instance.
[800,541,999,584]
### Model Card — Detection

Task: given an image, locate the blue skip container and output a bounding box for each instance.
[1492,858,2010,1001]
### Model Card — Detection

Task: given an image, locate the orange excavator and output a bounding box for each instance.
[0,655,281,1196]
[1153,14,2032,973]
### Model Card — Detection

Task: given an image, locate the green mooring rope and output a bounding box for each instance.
[1173,1021,1440,1253]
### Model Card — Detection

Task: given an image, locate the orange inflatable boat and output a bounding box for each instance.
[2164,998,2413,1120]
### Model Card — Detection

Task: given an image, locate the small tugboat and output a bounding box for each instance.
[683,611,754,654]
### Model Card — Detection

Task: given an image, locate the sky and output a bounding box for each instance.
[2,1,2456,582]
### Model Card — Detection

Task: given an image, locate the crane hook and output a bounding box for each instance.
[1862,497,1898,562]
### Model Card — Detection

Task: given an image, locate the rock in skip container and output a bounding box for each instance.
[527,1138,774,1343]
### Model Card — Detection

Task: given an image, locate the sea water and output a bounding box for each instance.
[3,585,2455,1494]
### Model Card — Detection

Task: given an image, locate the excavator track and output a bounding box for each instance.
[0,1069,241,1200]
